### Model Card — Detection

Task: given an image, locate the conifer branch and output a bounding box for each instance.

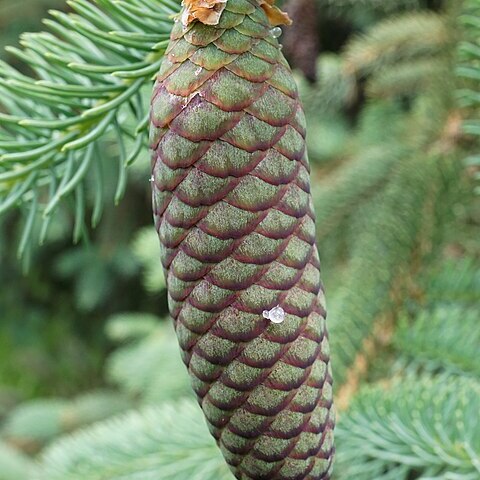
[2,392,130,451]
[328,150,441,385]
[38,399,232,480]
[318,0,422,8]
[0,441,36,480]
[0,0,180,259]
[106,317,191,404]
[458,0,480,193]
[395,306,480,378]
[336,375,480,479]
[344,12,449,76]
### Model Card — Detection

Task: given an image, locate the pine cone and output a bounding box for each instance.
[150,1,335,478]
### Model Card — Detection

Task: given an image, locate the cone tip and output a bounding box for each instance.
[180,0,291,27]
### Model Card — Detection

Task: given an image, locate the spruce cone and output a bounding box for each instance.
[150,1,335,478]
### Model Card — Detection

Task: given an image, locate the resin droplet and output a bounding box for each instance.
[149,175,155,183]
[195,67,202,76]
[270,27,282,39]
[263,305,285,324]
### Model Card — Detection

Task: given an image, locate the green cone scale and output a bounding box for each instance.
[149,1,335,478]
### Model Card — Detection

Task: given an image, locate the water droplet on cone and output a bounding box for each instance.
[270,27,282,39]
[263,305,285,324]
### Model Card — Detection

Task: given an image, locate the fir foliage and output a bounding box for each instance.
[106,319,191,404]
[344,12,449,75]
[2,399,69,447]
[423,257,480,305]
[458,0,480,193]
[394,255,480,378]
[366,59,448,99]
[328,150,442,385]
[0,440,36,480]
[312,102,409,239]
[395,306,480,378]
[318,0,422,9]
[104,312,159,342]
[299,55,357,116]
[335,375,480,479]
[131,228,166,293]
[0,0,180,261]
[38,400,231,480]
[2,391,130,450]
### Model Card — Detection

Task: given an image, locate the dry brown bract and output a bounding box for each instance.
[181,0,227,26]
[181,0,291,27]
[258,0,292,26]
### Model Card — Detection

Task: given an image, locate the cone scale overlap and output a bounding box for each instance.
[150,1,335,478]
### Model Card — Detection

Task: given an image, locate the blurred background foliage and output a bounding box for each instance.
[0,0,478,479]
